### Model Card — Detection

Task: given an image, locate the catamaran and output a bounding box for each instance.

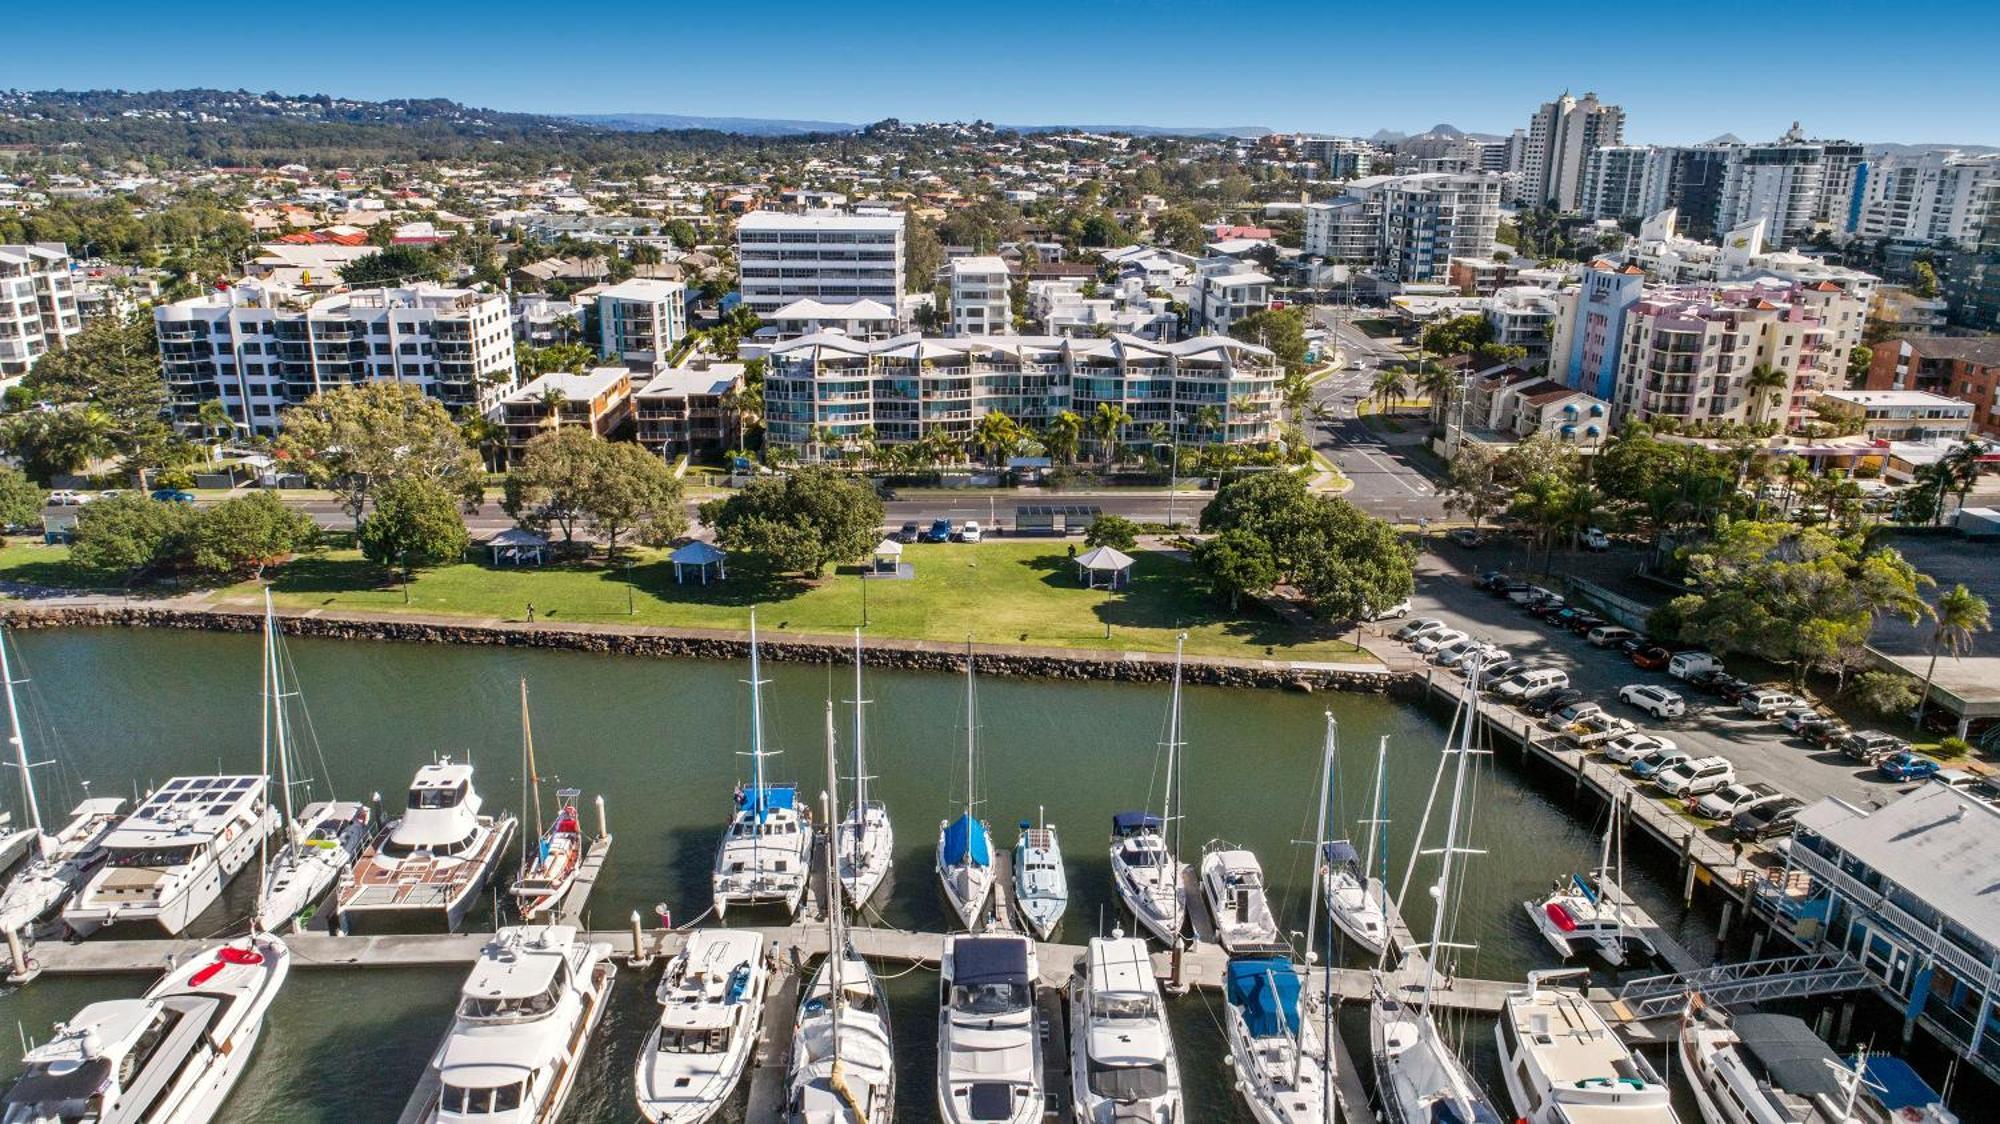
[786,701,896,1124]
[1677,1006,1957,1124]
[1323,735,1391,960]
[510,681,599,921]
[0,628,124,940]
[936,932,1042,1124]
[712,612,812,918]
[65,774,275,937]
[1110,634,1189,947]
[252,593,370,934]
[1199,842,1283,955]
[1525,795,1656,967]
[1370,660,1504,1124]
[2,931,290,1123]
[404,925,617,1124]
[936,641,994,932]
[635,928,769,1123]
[1497,970,1677,1124]
[1070,933,1183,1124]
[336,758,517,933]
[1011,809,1066,940]
[837,629,893,910]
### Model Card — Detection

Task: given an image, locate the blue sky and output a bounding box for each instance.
[14,1,1994,145]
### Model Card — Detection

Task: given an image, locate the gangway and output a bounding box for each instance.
[1612,951,1871,1021]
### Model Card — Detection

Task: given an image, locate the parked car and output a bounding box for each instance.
[1741,691,1808,718]
[1588,626,1638,648]
[1565,613,1608,635]
[1602,732,1677,766]
[150,488,195,504]
[1731,798,1805,841]
[1581,527,1611,552]
[1777,709,1827,734]
[47,490,93,506]
[1619,683,1686,719]
[1427,637,1483,666]
[1838,731,1909,764]
[1933,768,1980,791]
[1668,651,1722,680]
[1529,601,1570,621]
[1474,570,1510,591]
[1793,715,1847,744]
[1710,676,1757,704]
[1449,528,1486,548]
[1395,618,1448,642]
[924,518,954,543]
[1630,747,1694,779]
[1372,599,1413,620]
[1522,688,1585,717]
[958,519,984,543]
[1509,585,1558,607]
[1412,629,1468,655]
[1546,700,1607,729]
[1695,782,1782,820]
[1439,644,1509,671]
[1495,669,1569,701]
[1482,659,1529,683]
[1655,756,1736,797]
[97,489,125,501]
[1877,751,1941,782]
[897,521,920,543]
[1631,646,1672,671]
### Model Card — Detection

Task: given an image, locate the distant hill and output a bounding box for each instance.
[567,112,857,136]
[1004,123,1273,139]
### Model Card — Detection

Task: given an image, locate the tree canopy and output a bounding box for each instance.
[699,467,883,575]
[276,383,485,525]
[1227,307,1308,374]
[1197,472,1414,620]
[359,477,471,576]
[504,428,685,558]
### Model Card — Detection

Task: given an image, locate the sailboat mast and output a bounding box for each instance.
[1298,711,1335,1088]
[822,700,845,1057]
[851,629,867,815]
[1163,634,1184,856]
[962,638,975,818]
[1421,663,1481,1008]
[1363,736,1388,886]
[748,612,768,810]
[0,631,42,837]
[265,593,296,844]
[523,680,544,840]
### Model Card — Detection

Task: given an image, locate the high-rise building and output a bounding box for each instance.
[1520,92,1625,212]
[1296,136,1378,179]
[1581,146,1654,221]
[1855,151,2000,246]
[1637,146,1732,240]
[594,279,688,371]
[948,256,1012,336]
[1714,128,1828,243]
[1302,173,1502,282]
[0,243,81,379]
[1941,180,2000,332]
[735,210,905,317]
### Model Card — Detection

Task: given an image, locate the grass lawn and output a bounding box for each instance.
[0,542,114,592]
[1351,318,1401,340]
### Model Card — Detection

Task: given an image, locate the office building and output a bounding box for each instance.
[1814,389,1974,443]
[595,279,688,370]
[1520,91,1625,211]
[0,243,81,379]
[736,210,905,317]
[949,256,1012,336]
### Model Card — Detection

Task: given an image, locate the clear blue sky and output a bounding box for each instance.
[14,1,1994,145]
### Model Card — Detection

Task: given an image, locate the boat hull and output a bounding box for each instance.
[837,804,895,910]
[337,814,516,933]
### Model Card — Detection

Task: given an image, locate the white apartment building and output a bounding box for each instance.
[154,281,516,435]
[948,256,1012,336]
[763,332,1281,456]
[0,243,81,379]
[1194,264,1274,333]
[1520,91,1625,211]
[1302,196,1380,262]
[1855,151,2000,246]
[595,278,687,370]
[758,298,902,343]
[512,296,584,348]
[1302,173,1502,283]
[1715,134,1827,242]
[1581,145,1653,221]
[1484,286,1563,364]
[1297,136,1378,179]
[735,210,904,316]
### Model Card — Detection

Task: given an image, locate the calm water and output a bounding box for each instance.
[0,628,1720,1122]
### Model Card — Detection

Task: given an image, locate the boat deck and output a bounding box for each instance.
[549,835,613,928]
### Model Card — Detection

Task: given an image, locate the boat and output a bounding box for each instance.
[64,774,275,937]
[1370,662,1505,1124]
[252,593,370,933]
[837,629,894,911]
[711,611,812,917]
[1525,796,1656,967]
[635,928,769,1123]
[336,758,517,932]
[936,641,995,931]
[1678,1006,1957,1124]
[936,932,1042,1124]
[1323,734,1392,960]
[509,682,601,921]
[1496,970,1676,1124]
[0,628,124,939]
[1,931,290,1123]
[1012,809,1067,940]
[1070,933,1183,1124]
[1199,843,1283,955]
[786,699,896,1124]
[1111,635,1189,947]
[404,924,617,1123]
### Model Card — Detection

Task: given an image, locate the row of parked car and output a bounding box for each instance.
[48,488,195,506]
[894,518,984,544]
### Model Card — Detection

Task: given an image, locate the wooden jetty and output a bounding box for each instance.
[740,956,802,1121]
[549,834,613,928]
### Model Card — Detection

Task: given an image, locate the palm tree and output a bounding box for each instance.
[538,385,568,431]
[195,399,234,462]
[972,410,1022,467]
[1194,404,1224,447]
[1916,584,1991,729]
[554,314,581,345]
[1043,410,1083,467]
[1091,402,1133,466]
[460,415,507,473]
[1509,473,1572,574]
[1942,439,1987,519]
[1745,365,1789,428]
[1370,367,1408,415]
[1417,364,1459,425]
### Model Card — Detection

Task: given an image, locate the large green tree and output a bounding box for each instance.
[277,383,485,526]
[699,467,883,576]
[0,468,46,530]
[187,492,319,578]
[1192,528,1277,610]
[583,441,688,559]
[1227,307,1308,374]
[1197,472,1414,620]
[69,494,198,582]
[21,311,175,467]
[359,477,471,578]
[340,245,450,286]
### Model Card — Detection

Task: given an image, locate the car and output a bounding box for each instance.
[1741,691,1808,718]
[1546,700,1607,729]
[149,488,195,504]
[1711,676,1757,704]
[1655,756,1735,797]
[1619,683,1686,719]
[1509,585,1558,607]
[1631,646,1672,671]
[1522,688,1585,717]
[1372,599,1413,620]
[1438,644,1508,670]
[1793,715,1846,743]
[1395,617,1448,642]
[1838,731,1908,764]
[1494,580,1532,600]
[1731,798,1805,841]
[924,518,954,543]
[97,489,126,500]
[1412,629,1468,655]
[1496,670,1570,702]
[1481,659,1529,682]
[1694,782,1782,820]
[47,489,94,506]
[1564,613,1608,636]
[1449,528,1486,548]
[1588,626,1638,648]
[1602,732,1677,765]
[897,521,920,543]
[1427,636,1483,665]
[1581,527,1611,552]
[1775,708,1824,734]
[959,519,983,543]
[1933,768,1981,791]
[1667,651,1722,680]
[1630,747,1694,779]
[1474,570,1510,591]
[1877,751,1942,782]
[1528,599,1570,620]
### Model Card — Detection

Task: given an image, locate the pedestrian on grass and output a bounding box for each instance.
[527,602,536,623]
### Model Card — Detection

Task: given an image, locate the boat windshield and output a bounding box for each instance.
[1093,993,1158,1021]
[107,845,198,868]
[1088,1058,1170,1100]
[1120,843,1165,867]
[440,1081,526,1114]
[457,968,568,1022]
[410,782,468,810]
[952,981,1029,1016]
[658,1026,733,1054]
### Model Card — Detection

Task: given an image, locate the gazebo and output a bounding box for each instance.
[1074,545,1135,589]
[670,540,728,584]
[870,538,905,576]
[486,527,548,567]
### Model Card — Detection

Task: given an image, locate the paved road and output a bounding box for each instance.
[1308,314,1448,522]
[1397,543,1912,814]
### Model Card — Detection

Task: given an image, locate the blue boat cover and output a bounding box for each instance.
[1112,811,1162,836]
[1571,873,1600,906]
[943,814,991,867]
[736,784,796,814]
[1852,1054,1942,1111]
[1321,841,1360,864]
[951,936,1030,987]
[1225,957,1301,1038]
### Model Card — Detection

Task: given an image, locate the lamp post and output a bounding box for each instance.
[860,564,870,629]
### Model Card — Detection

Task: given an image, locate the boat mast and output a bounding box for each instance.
[1298,711,1335,1091]
[851,628,869,820]
[1363,735,1389,901]
[821,699,846,1087]
[748,611,769,816]
[1163,634,1185,856]
[265,592,298,847]
[962,637,976,820]
[1420,659,1485,1010]
[0,630,42,838]
[520,679,544,869]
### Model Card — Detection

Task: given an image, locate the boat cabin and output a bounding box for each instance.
[386,761,487,855]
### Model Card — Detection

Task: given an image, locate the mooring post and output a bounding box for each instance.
[1169,941,1185,994]
[595,794,608,840]
[1749,930,1767,962]
[629,910,645,964]
[1838,999,1858,1045]
[1716,901,1734,948]
[4,928,28,981]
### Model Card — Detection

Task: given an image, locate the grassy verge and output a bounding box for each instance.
[1352,318,1400,339]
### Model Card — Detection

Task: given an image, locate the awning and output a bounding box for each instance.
[1225,957,1302,1038]
[1321,840,1361,865]
[1112,811,1162,836]
[943,814,990,868]
[737,784,796,813]
[951,936,1029,987]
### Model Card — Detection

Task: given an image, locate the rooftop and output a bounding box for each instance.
[1819,389,1971,410]
[597,278,686,303]
[1894,336,2000,367]
[738,210,904,232]
[636,364,745,399]
[1797,784,2000,940]
[505,366,631,404]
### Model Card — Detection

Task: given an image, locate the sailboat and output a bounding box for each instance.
[1110,634,1188,947]
[1370,658,1505,1124]
[1223,711,1340,1124]
[711,611,812,917]
[0,628,124,941]
[837,629,893,910]
[785,701,896,1124]
[935,640,994,932]
[253,592,371,934]
[511,681,598,920]
[1525,794,1657,966]
[1011,808,1066,940]
[1323,735,1390,959]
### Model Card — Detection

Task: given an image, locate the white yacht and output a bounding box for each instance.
[1111,635,1189,947]
[937,933,1042,1124]
[1525,805,1655,967]
[336,759,517,932]
[936,643,994,932]
[1012,813,1067,940]
[1496,971,1676,1124]
[1223,957,1337,1124]
[837,629,894,910]
[712,613,812,917]
[509,682,599,921]
[405,925,616,1124]
[65,775,275,937]
[1070,934,1182,1124]
[1678,1009,1956,1124]
[635,929,769,1124]
[1320,841,1388,960]
[2,931,290,1124]
[1199,843,1283,954]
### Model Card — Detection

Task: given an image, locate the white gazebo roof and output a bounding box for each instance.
[488,527,549,548]
[873,538,904,556]
[1074,545,1135,571]
[669,540,726,565]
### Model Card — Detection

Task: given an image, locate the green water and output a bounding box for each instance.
[0,628,1715,1122]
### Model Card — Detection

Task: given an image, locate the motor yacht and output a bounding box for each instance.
[1678,1006,1956,1124]
[1070,934,1182,1124]
[936,933,1041,1124]
[1199,843,1283,954]
[1496,971,1677,1124]
[336,759,517,933]
[635,929,768,1124]
[65,775,275,937]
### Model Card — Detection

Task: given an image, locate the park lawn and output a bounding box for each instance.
[0,542,109,592]
[209,541,1365,661]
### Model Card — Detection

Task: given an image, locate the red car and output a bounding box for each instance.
[1632,646,1672,671]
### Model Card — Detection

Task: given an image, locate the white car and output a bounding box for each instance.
[47,490,94,506]
[1372,599,1413,620]
[1601,732,1676,766]
[1395,617,1447,642]
[1742,691,1808,718]
[1439,645,1509,671]
[1655,756,1736,797]
[959,520,983,543]
[1428,637,1485,666]
[1619,683,1686,719]
[1413,629,1468,654]
[1694,782,1781,820]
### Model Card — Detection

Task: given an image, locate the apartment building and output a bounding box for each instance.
[759,298,902,343]
[1301,196,1380,263]
[735,210,904,317]
[633,362,744,458]
[511,296,584,349]
[0,243,81,379]
[1519,91,1624,211]
[1194,264,1274,333]
[1715,133,1828,242]
[1609,280,1851,428]
[1854,151,2000,246]
[1814,389,1973,443]
[497,367,633,464]
[1866,336,2000,438]
[1296,136,1378,179]
[1304,173,1502,283]
[1551,260,1648,401]
[595,278,688,370]
[154,281,516,435]
[1580,145,1653,221]
[763,333,1280,456]
[948,256,1012,336]
[1484,286,1562,365]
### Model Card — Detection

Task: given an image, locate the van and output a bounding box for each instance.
[1668,652,1720,680]
[1495,668,1568,701]
[1587,625,1637,647]
[1741,691,1806,718]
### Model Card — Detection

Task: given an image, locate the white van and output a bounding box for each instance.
[1742,691,1807,718]
[1668,651,1721,680]
[1495,668,1568,701]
